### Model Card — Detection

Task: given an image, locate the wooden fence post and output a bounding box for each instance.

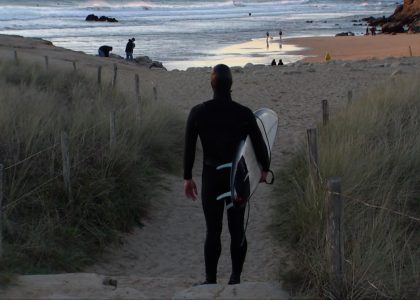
[135,74,141,115]
[347,90,353,105]
[153,85,158,101]
[326,177,345,299]
[72,61,77,71]
[112,64,118,88]
[44,56,49,70]
[61,131,72,203]
[307,128,319,173]
[97,66,102,85]
[14,50,18,65]
[322,100,329,126]
[409,45,413,57]
[110,111,116,149]
[0,163,3,259]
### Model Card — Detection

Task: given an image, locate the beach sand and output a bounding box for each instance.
[0,33,420,299]
[284,34,420,62]
[167,34,420,68]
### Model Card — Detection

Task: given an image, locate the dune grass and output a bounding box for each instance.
[274,75,420,299]
[0,60,184,276]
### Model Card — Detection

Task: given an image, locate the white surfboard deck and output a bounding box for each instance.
[230,108,278,206]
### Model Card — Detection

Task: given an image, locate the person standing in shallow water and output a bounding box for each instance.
[183,64,270,285]
[266,31,270,48]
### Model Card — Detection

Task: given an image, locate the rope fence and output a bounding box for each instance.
[312,99,420,224]
[2,94,139,175]
[332,191,420,223]
[2,73,143,174]
[307,98,420,298]
[324,180,420,299]
[1,122,124,214]
[4,143,60,171]
[0,51,156,258]
[1,174,62,212]
[6,48,161,103]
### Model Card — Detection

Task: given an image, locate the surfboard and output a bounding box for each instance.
[230,108,278,208]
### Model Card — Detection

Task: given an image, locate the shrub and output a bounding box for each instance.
[0,60,184,274]
[274,76,420,299]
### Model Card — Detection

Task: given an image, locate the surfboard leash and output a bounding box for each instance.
[241,116,276,246]
[241,168,268,247]
[256,115,275,184]
[241,188,255,247]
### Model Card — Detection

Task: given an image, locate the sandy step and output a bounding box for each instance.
[173,282,290,300]
[0,273,187,299]
[0,273,289,299]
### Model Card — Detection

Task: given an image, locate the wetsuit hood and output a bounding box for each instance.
[211,64,232,100]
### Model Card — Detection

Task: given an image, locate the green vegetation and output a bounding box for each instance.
[0,60,184,275]
[274,76,420,299]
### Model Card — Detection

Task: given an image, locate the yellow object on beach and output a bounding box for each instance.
[325,52,331,61]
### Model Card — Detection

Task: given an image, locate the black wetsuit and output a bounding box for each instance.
[184,94,270,282]
[125,40,135,53]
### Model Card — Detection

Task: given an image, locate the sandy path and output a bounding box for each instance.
[87,169,284,283]
[87,57,420,298]
[1,35,420,299]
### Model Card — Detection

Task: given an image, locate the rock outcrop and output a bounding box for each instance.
[335,32,355,36]
[85,14,118,23]
[134,56,167,70]
[399,0,420,18]
[134,56,153,64]
[363,0,420,33]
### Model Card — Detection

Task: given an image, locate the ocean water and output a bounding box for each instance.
[0,0,397,69]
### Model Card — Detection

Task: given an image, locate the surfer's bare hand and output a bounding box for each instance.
[184,179,198,200]
[260,171,268,183]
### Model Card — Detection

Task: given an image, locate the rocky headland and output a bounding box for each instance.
[364,0,420,33]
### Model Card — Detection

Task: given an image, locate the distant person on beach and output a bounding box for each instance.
[366,27,369,35]
[183,64,269,285]
[370,26,376,35]
[98,45,112,57]
[279,30,282,41]
[125,38,135,60]
[278,59,284,65]
[266,32,270,48]
[408,23,414,34]
[271,59,276,66]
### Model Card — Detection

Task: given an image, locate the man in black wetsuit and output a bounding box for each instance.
[183,64,270,285]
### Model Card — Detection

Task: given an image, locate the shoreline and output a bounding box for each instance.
[2,33,420,71]
[135,33,420,69]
